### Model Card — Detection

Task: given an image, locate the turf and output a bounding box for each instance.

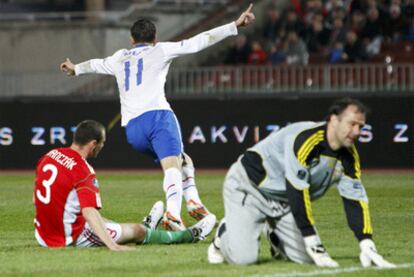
[0,172,413,276]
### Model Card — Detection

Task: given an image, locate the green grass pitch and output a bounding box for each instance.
[0,171,413,276]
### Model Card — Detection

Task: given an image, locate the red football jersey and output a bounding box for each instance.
[34,147,102,247]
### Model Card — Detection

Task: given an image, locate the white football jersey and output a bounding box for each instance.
[75,22,238,126]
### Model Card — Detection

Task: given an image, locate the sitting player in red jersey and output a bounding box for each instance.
[33,120,216,251]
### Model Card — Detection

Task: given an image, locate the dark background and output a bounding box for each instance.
[1,94,413,169]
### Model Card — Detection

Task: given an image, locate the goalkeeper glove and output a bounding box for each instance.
[359,239,396,268]
[304,235,339,267]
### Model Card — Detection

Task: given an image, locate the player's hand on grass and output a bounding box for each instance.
[304,235,339,268]
[359,239,396,268]
[235,3,255,28]
[60,58,76,76]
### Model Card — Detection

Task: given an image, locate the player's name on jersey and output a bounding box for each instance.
[46,149,77,170]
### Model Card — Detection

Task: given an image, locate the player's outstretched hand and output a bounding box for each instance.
[359,239,396,268]
[235,3,255,28]
[60,58,76,76]
[304,235,339,268]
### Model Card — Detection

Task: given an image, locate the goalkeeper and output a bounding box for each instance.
[208,98,395,268]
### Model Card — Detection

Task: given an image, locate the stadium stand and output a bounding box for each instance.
[222,0,414,66]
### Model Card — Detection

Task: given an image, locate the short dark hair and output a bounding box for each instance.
[327,98,369,120]
[130,19,156,43]
[73,120,105,146]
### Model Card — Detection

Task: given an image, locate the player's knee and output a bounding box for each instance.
[222,246,259,265]
[182,152,194,167]
[161,156,182,171]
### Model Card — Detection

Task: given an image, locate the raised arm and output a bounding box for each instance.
[160,4,255,60]
[60,49,125,76]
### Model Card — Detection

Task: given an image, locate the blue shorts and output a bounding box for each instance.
[125,110,183,163]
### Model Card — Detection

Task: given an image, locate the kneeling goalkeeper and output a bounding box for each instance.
[208,98,394,268]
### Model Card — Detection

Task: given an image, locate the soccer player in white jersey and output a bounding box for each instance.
[34,120,216,250]
[60,5,255,230]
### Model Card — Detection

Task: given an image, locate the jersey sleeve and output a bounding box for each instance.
[337,145,368,202]
[284,133,317,237]
[342,197,373,241]
[338,146,373,240]
[75,175,102,209]
[285,179,317,237]
[159,22,238,61]
[75,49,125,76]
[284,133,311,190]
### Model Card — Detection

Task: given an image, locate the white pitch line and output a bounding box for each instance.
[252,263,414,277]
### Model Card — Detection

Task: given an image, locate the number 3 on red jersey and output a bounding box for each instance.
[36,164,58,204]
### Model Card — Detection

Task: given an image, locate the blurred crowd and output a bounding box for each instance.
[224,0,414,65]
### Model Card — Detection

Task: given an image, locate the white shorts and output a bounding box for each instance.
[35,221,122,248]
[75,221,122,247]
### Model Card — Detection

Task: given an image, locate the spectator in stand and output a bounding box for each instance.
[303,0,325,26]
[222,0,413,66]
[361,7,384,56]
[327,17,347,48]
[325,0,345,15]
[349,11,367,36]
[329,41,346,63]
[361,7,383,40]
[268,43,286,65]
[383,3,409,41]
[331,6,348,22]
[343,30,367,62]
[263,8,284,43]
[247,41,267,65]
[284,9,306,38]
[224,34,251,65]
[325,2,346,24]
[305,14,331,53]
[285,31,309,65]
